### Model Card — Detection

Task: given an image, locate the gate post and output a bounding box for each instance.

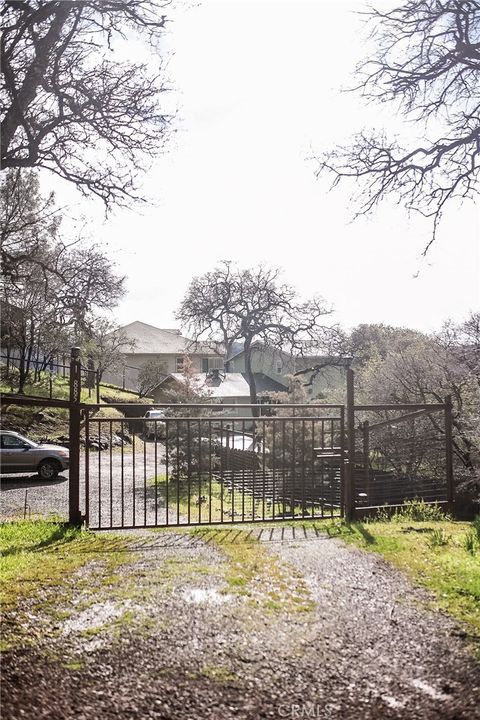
[363,420,370,504]
[345,368,355,522]
[69,347,82,525]
[444,395,455,517]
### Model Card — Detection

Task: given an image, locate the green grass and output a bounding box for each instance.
[189,526,315,613]
[150,474,307,524]
[0,519,130,614]
[0,371,149,405]
[1,371,150,443]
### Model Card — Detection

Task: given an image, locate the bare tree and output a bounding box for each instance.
[1,1,171,207]
[176,262,334,412]
[315,1,480,251]
[355,319,480,513]
[82,318,134,384]
[0,168,61,280]
[137,358,168,398]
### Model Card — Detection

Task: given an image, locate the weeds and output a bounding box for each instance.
[373,499,448,523]
[464,530,478,555]
[427,528,450,548]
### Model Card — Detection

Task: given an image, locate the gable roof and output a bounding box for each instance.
[247,373,288,392]
[156,372,251,398]
[118,321,218,355]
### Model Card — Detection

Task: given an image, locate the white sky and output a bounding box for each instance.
[53,0,479,334]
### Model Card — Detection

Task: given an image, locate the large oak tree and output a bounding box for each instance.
[315,0,480,251]
[176,262,335,412]
[1,0,171,207]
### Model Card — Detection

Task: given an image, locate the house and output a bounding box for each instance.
[226,343,349,399]
[152,370,252,417]
[102,321,223,391]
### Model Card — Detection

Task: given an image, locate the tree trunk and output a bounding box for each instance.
[244,341,259,418]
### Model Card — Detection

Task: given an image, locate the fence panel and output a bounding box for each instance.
[85,404,345,529]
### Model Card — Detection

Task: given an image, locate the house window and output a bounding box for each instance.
[202,357,224,372]
[276,360,283,374]
[176,356,185,373]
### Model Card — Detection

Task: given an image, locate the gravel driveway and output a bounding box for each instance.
[2,529,479,720]
[0,442,166,525]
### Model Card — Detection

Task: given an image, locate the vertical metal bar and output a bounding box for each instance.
[363,421,370,505]
[208,419,212,524]
[121,419,125,528]
[282,421,286,518]
[198,419,202,524]
[132,425,136,527]
[346,368,355,522]
[109,420,113,528]
[231,420,235,523]
[98,419,102,529]
[272,419,276,520]
[49,373,53,399]
[176,420,181,525]
[252,422,256,521]
[85,410,90,526]
[444,396,455,515]
[242,419,246,522]
[68,347,82,525]
[187,420,191,525]
[96,371,100,404]
[301,419,306,517]
[262,418,266,521]
[162,421,166,527]
[144,423,147,526]
[220,420,224,523]
[291,410,296,519]
[311,420,315,519]
[339,407,345,518]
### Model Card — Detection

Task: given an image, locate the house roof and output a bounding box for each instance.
[156,372,251,398]
[118,321,218,355]
[247,373,288,392]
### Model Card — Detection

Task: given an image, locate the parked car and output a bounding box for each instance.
[143,409,167,440]
[0,431,69,480]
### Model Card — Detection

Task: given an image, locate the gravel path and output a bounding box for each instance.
[0,442,166,525]
[2,529,479,720]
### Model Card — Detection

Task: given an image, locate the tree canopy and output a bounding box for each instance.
[1,0,171,207]
[1,168,125,391]
[315,0,480,251]
[176,261,335,408]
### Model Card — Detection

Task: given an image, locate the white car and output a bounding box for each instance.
[143,410,167,440]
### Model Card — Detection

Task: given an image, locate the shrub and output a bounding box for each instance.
[427,528,450,548]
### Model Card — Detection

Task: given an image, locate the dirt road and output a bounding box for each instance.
[2,529,479,719]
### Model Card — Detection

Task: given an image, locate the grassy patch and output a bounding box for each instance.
[189,527,315,613]
[0,519,131,614]
[201,665,238,683]
[150,475,307,524]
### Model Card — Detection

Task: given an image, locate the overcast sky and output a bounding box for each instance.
[55,0,479,334]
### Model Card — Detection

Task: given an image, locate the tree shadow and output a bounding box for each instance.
[344,521,376,545]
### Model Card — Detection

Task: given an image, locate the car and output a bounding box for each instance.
[142,409,167,440]
[0,431,69,480]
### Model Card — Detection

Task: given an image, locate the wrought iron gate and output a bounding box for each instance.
[84,404,346,530]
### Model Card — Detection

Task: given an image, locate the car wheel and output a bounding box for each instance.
[38,459,60,481]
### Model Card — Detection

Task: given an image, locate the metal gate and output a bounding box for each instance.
[84,404,346,530]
